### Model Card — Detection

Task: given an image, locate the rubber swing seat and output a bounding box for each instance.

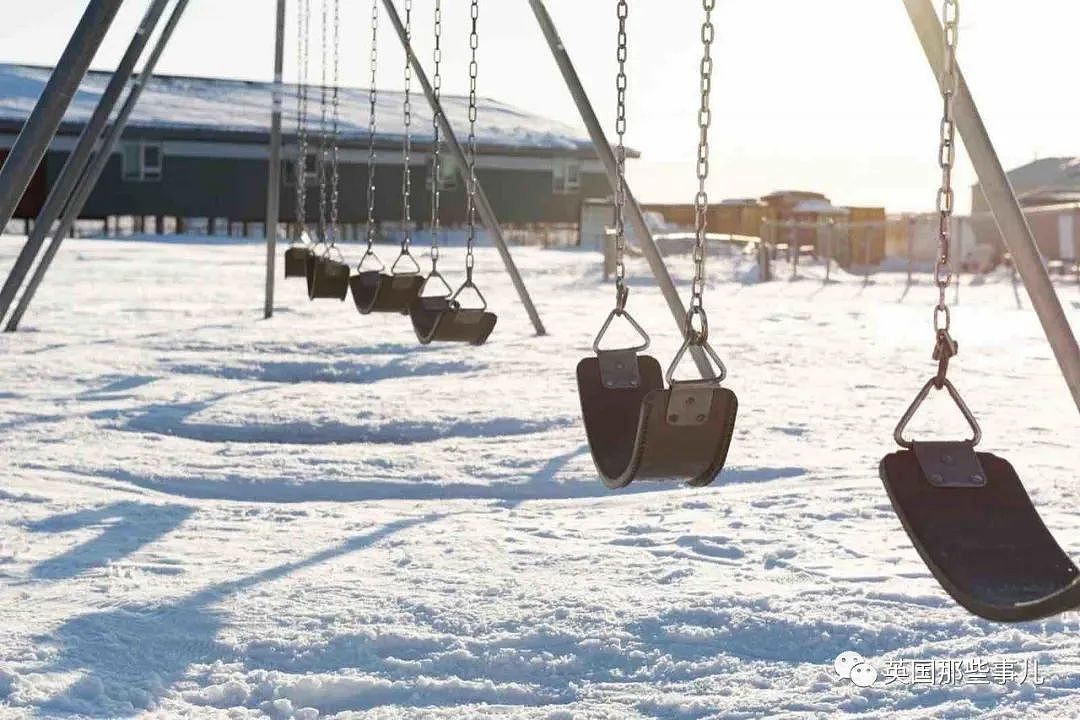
[284,246,311,278]
[305,254,349,300]
[576,354,738,489]
[350,270,424,315]
[880,447,1080,622]
[410,295,497,346]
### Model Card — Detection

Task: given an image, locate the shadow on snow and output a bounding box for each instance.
[25,501,194,580]
[31,515,445,717]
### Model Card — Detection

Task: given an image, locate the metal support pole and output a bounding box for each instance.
[528,0,711,375]
[0,0,169,326]
[263,0,286,320]
[789,221,798,280]
[5,0,190,332]
[904,0,1080,414]
[1075,207,1080,290]
[380,0,546,336]
[863,223,872,286]
[0,0,125,235]
[823,218,833,283]
[906,216,915,286]
[756,220,773,284]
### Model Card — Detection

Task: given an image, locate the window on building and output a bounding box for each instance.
[122,141,163,182]
[553,159,581,195]
[284,154,318,186]
[429,156,458,191]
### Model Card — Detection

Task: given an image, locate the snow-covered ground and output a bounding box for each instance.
[1,234,1079,719]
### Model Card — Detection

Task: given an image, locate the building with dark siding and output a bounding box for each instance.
[0,64,622,232]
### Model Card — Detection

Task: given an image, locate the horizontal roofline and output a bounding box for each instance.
[0,62,642,159]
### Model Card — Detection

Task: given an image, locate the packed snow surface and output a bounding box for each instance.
[1,234,1079,719]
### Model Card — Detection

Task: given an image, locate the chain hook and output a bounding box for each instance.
[614,283,628,314]
[932,327,958,390]
[684,305,710,346]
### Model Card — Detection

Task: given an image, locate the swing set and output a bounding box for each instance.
[286,0,497,345]
[0,0,1078,624]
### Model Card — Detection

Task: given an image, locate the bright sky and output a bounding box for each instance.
[3,1,1079,213]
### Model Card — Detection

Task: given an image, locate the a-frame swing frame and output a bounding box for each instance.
[0,0,549,336]
[0,0,1077,409]
[526,0,1080,408]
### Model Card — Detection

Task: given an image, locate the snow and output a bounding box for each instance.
[0,64,592,152]
[1,233,1079,718]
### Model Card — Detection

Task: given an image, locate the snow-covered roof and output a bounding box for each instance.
[0,63,599,156]
[980,156,1080,193]
[792,199,849,215]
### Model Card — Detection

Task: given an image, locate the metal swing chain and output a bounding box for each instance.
[363,0,379,259]
[400,0,414,258]
[612,0,628,312]
[295,0,310,241]
[931,0,960,388]
[893,0,980,449]
[328,0,340,247]
[589,0,648,354]
[688,0,715,339]
[429,0,442,272]
[661,0,727,384]
[464,0,479,283]
[316,0,329,245]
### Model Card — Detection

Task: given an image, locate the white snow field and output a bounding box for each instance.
[1,234,1079,719]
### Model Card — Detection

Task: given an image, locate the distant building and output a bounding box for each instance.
[972,157,1080,213]
[971,157,1080,263]
[643,190,886,267]
[0,64,622,232]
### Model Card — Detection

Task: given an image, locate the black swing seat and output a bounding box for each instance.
[305,254,350,300]
[881,443,1080,622]
[284,246,312,278]
[576,353,738,489]
[350,270,424,315]
[410,296,497,345]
